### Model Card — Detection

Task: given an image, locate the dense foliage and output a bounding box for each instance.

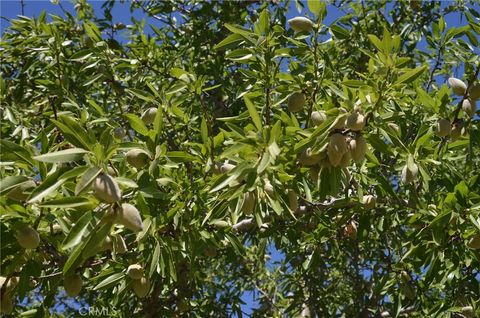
[1,0,480,317]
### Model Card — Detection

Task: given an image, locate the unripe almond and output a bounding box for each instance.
[467,234,480,249]
[388,123,401,135]
[141,107,157,125]
[287,190,298,212]
[349,136,367,162]
[346,113,366,131]
[113,127,126,139]
[127,264,144,280]
[93,174,122,203]
[311,111,326,126]
[264,180,274,196]
[116,203,143,232]
[0,276,18,292]
[448,77,467,96]
[461,306,475,318]
[309,166,319,183]
[204,246,217,257]
[298,148,324,166]
[220,162,235,173]
[287,17,315,33]
[107,166,117,176]
[7,180,36,202]
[469,83,480,100]
[64,274,83,297]
[362,195,376,209]
[333,112,347,129]
[451,122,462,141]
[126,149,150,169]
[242,192,256,215]
[436,119,451,137]
[212,220,230,229]
[462,99,476,118]
[16,226,40,249]
[114,235,127,254]
[339,151,351,168]
[328,133,348,167]
[401,164,418,184]
[288,92,305,112]
[132,276,150,298]
[0,295,13,314]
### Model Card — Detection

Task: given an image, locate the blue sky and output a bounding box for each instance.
[1,0,479,316]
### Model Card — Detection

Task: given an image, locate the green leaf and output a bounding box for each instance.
[39,196,92,208]
[0,176,29,194]
[93,272,125,291]
[214,33,244,50]
[124,114,149,136]
[367,34,384,52]
[33,148,90,163]
[27,169,68,204]
[243,96,262,131]
[224,23,254,38]
[75,166,101,196]
[394,66,427,85]
[126,88,156,103]
[149,241,161,277]
[308,0,322,16]
[63,241,85,275]
[62,211,92,250]
[166,151,198,163]
[329,25,350,40]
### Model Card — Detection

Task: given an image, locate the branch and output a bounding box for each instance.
[380,306,416,317]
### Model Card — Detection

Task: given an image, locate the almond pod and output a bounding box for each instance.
[288,92,305,112]
[127,264,144,280]
[93,174,122,203]
[242,192,256,215]
[7,180,36,202]
[469,83,480,100]
[220,162,235,173]
[362,195,376,209]
[64,274,83,297]
[461,306,475,318]
[141,107,157,125]
[287,17,315,33]
[451,122,462,141]
[339,151,351,168]
[401,164,418,184]
[264,180,274,196]
[116,203,143,232]
[435,118,451,137]
[388,123,401,135]
[287,190,298,212]
[311,111,326,126]
[0,295,13,314]
[309,166,320,183]
[328,133,348,167]
[467,234,480,249]
[0,276,18,292]
[349,136,367,162]
[126,149,150,169]
[346,113,366,131]
[113,127,126,139]
[16,226,40,249]
[448,77,467,96]
[212,220,230,229]
[462,99,476,118]
[132,276,150,298]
